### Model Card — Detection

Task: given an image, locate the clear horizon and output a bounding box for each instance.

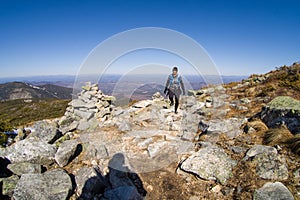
[1,0,299,78]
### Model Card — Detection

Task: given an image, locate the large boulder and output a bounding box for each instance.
[3,138,57,165]
[29,120,62,144]
[13,169,72,200]
[245,145,289,180]
[55,139,80,167]
[253,182,294,200]
[7,162,41,176]
[75,167,107,199]
[180,145,237,185]
[261,96,300,134]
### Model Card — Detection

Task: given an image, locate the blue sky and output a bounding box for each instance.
[0,0,300,77]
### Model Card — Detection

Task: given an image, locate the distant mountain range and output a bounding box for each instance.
[0,74,247,101]
[0,82,73,101]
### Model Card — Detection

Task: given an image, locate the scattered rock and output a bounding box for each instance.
[152,92,163,100]
[245,145,289,180]
[208,118,245,139]
[254,150,289,180]
[245,145,277,159]
[261,96,300,134]
[55,139,80,167]
[29,120,62,144]
[230,146,248,154]
[132,100,152,108]
[147,141,169,158]
[118,120,131,132]
[4,138,57,165]
[253,182,294,200]
[13,169,72,200]
[180,145,237,185]
[7,162,41,176]
[2,175,19,197]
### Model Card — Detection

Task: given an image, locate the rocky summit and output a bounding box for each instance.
[0,64,300,199]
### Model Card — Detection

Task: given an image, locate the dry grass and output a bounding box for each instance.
[263,127,294,146]
[286,134,300,156]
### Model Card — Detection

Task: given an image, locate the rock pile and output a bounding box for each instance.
[0,81,299,199]
[60,82,116,131]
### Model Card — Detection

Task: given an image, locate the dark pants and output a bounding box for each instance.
[169,89,181,113]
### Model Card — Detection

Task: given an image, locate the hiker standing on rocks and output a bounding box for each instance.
[164,66,186,114]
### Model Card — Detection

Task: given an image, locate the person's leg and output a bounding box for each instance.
[174,92,180,113]
[169,90,174,106]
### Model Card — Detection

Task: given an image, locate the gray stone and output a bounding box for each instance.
[137,138,154,149]
[7,162,41,176]
[75,167,107,198]
[119,120,132,132]
[152,92,163,100]
[261,96,300,134]
[29,120,62,144]
[71,99,87,108]
[230,146,248,154]
[112,107,125,116]
[2,175,19,197]
[190,102,205,113]
[82,82,92,91]
[253,182,294,200]
[132,100,152,108]
[4,138,57,165]
[98,107,111,118]
[245,145,277,158]
[147,141,169,158]
[60,121,79,134]
[254,150,288,180]
[187,90,196,96]
[208,118,245,139]
[181,131,197,141]
[55,139,79,167]
[83,144,108,160]
[13,169,72,200]
[74,109,95,120]
[180,145,237,185]
[103,186,143,200]
[101,95,116,102]
[77,118,98,131]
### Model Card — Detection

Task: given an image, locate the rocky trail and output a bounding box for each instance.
[1,64,300,200]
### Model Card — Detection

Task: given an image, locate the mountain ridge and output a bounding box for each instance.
[0,82,73,101]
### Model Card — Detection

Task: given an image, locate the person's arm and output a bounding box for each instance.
[164,75,170,94]
[180,76,185,95]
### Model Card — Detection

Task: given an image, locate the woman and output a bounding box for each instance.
[164,67,185,114]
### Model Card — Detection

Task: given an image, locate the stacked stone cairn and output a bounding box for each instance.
[59,82,116,132]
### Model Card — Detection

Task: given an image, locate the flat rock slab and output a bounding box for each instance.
[4,138,57,165]
[180,145,237,185]
[7,162,41,176]
[245,145,288,180]
[253,182,294,200]
[55,139,79,167]
[29,120,62,144]
[13,169,72,200]
[208,118,245,139]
